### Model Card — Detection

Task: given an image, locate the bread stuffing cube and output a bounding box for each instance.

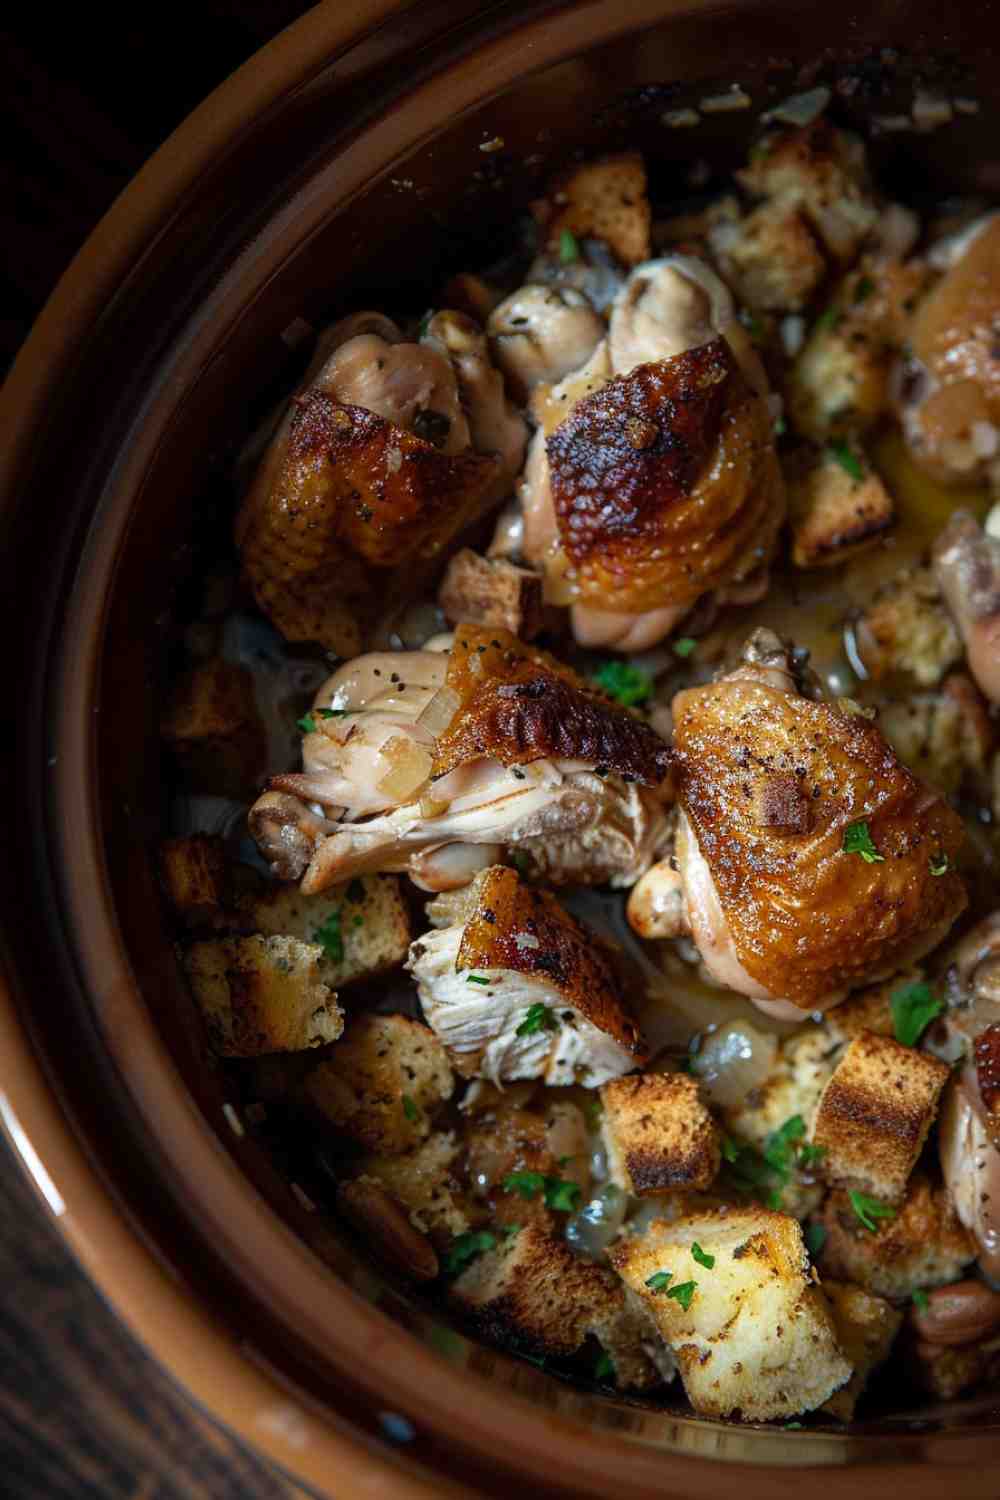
[737,123,877,262]
[907,1328,1000,1400]
[159,835,229,927]
[610,1207,851,1419]
[854,566,963,687]
[820,1280,903,1421]
[302,1013,453,1155]
[355,1130,472,1244]
[183,935,343,1056]
[438,548,544,640]
[817,1174,975,1299]
[822,974,910,1047]
[450,1219,660,1390]
[240,874,410,990]
[788,447,894,569]
[532,153,651,266]
[707,200,825,312]
[810,1030,949,1202]
[600,1074,720,1195]
[878,673,994,797]
[160,657,266,798]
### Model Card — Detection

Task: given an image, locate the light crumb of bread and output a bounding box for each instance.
[600,1073,720,1195]
[241,874,410,990]
[820,1280,903,1420]
[533,153,651,266]
[302,1013,453,1155]
[818,1174,975,1299]
[183,934,343,1056]
[810,1030,949,1202]
[355,1130,471,1244]
[610,1207,851,1420]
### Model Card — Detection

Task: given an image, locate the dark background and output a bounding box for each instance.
[3,7,320,1494]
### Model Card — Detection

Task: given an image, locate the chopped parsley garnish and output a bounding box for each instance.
[672,637,698,658]
[814,306,840,335]
[804,1223,827,1260]
[798,1142,827,1168]
[443,1230,496,1274]
[510,850,532,875]
[912,1288,929,1313]
[559,228,580,263]
[592,659,653,706]
[691,1243,715,1270]
[854,275,875,304]
[502,1170,547,1200]
[417,309,434,338]
[827,440,866,483]
[314,910,344,963]
[843,820,884,863]
[774,414,787,437]
[345,879,366,902]
[849,1190,897,1234]
[594,1349,615,1382]
[466,974,490,986]
[501,1172,581,1213]
[785,1421,804,1430]
[720,1134,740,1164]
[297,714,317,734]
[929,853,950,876]
[516,1002,556,1038]
[352,915,364,928]
[767,1188,784,1211]
[645,1271,673,1293]
[402,1095,419,1123]
[763,1114,806,1176]
[500,1222,522,1240]
[666,1280,697,1311]
[586,1096,604,1130]
[890,980,943,1048]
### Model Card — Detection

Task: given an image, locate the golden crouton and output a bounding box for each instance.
[438,549,544,641]
[337,1177,439,1281]
[600,1074,720,1195]
[879,673,994,797]
[820,1280,903,1421]
[818,1174,975,1298]
[183,935,343,1056]
[788,447,894,569]
[854,566,963,687]
[239,875,411,990]
[158,835,229,927]
[810,1031,949,1202]
[707,199,825,312]
[160,657,266,798]
[788,325,889,443]
[302,1013,453,1155]
[907,1329,1000,1400]
[532,153,651,267]
[450,1219,659,1390]
[737,123,877,262]
[610,1208,851,1420]
[354,1130,472,1245]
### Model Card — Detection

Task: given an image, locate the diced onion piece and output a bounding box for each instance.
[375,734,433,801]
[565,1183,627,1260]
[417,685,460,738]
[691,1020,778,1109]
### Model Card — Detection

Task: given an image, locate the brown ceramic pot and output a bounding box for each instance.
[3,2,1000,1494]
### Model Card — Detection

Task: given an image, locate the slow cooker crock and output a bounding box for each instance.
[3,2,1000,1494]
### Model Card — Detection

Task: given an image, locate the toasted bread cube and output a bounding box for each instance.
[854,566,963,687]
[159,835,229,927]
[600,1074,720,1195]
[879,673,994,797]
[160,657,266,798]
[810,1031,949,1202]
[737,123,877,262]
[533,153,651,266]
[302,1013,453,1155]
[355,1130,471,1245]
[240,875,410,990]
[610,1208,851,1419]
[183,935,343,1056]
[908,1329,1000,1400]
[707,200,825,312]
[820,1280,903,1421]
[787,326,890,443]
[788,448,894,569]
[451,1219,659,1390]
[438,549,544,641]
[823,974,910,1047]
[818,1174,975,1298]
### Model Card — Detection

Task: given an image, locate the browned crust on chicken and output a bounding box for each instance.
[811,1030,950,1202]
[672,678,967,1005]
[432,625,671,787]
[545,340,784,613]
[600,1073,720,1193]
[455,865,646,1060]
[235,390,499,655]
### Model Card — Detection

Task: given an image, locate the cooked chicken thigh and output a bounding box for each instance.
[407,865,646,1086]
[250,625,671,893]
[658,631,966,1015]
[933,511,1000,705]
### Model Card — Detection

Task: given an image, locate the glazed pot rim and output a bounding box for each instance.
[3,2,1000,1495]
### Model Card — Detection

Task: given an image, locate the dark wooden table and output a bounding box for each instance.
[3,6,324,1493]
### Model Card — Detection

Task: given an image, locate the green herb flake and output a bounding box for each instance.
[594,1349,615,1382]
[314,910,344,963]
[785,1421,804,1430]
[843,820,884,863]
[798,1142,827,1168]
[645,1271,673,1293]
[763,1114,806,1176]
[417,309,434,338]
[443,1230,496,1275]
[826,440,866,483]
[774,415,787,437]
[691,1243,715,1270]
[804,1223,827,1260]
[672,637,698,659]
[853,275,875,304]
[500,1222,522,1240]
[666,1280,697,1311]
[516,1001,555,1038]
[544,1177,582,1213]
[912,1288,929,1313]
[466,973,491,986]
[345,879,366,902]
[721,1135,740,1164]
[352,915,364,928]
[510,850,531,876]
[559,228,580,264]
[766,1188,784,1211]
[402,1095,419,1124]
[502,1170,547,1200]
[591,659,654,707]
[814,306,840,336]
[929,853,950,876]
[849,1189,897,1234]
[890,980,943,1048]
[297,714,317,734]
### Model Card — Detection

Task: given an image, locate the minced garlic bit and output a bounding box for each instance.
[222,1102,245,1138]
[700,87,751,114]
[662,108,701,129]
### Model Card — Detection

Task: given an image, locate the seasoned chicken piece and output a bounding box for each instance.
[599,1074,720,1195]
[255,625,671,893]
[530,152,652,268]
[820,1281,903,1422]
[853,564,963,688]
[787,445,895,569]
[610,1207,851,1420]
[817,1173,975,1298]
[518,256,785,653]
[235,312,525,657]
[670,630,967,1014]
[898,215,1000,485]
[183,935,343,1056]
[933,511,1000,704]
[486,285,605,401]
[736,122,879,263]
[406,864,646,1087]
